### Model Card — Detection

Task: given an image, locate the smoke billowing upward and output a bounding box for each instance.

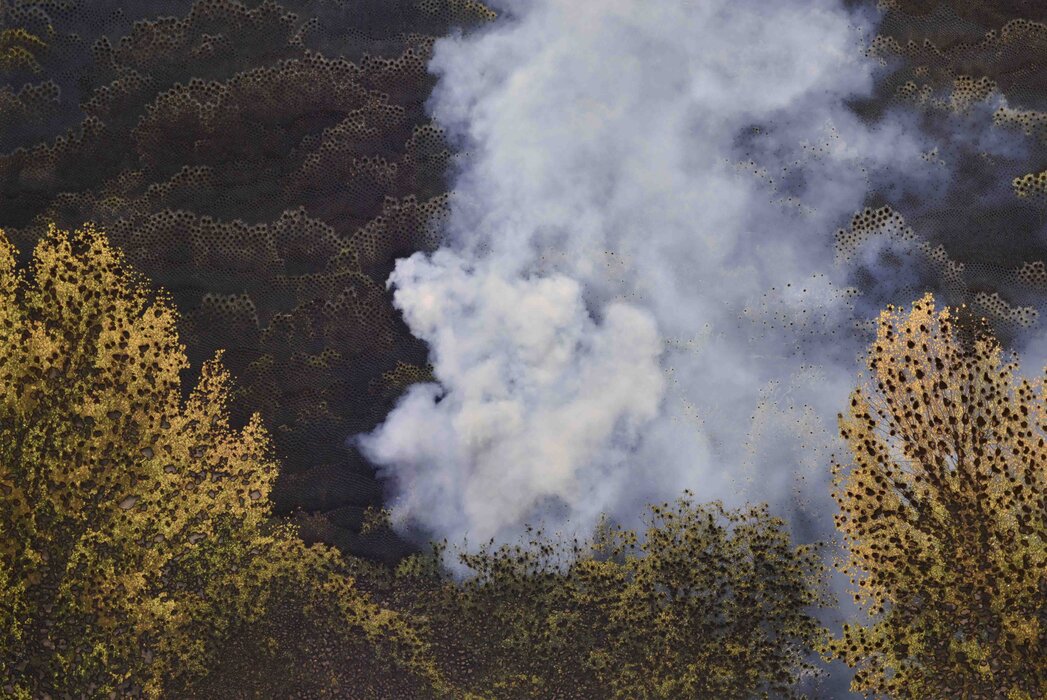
[360,0,1034,546]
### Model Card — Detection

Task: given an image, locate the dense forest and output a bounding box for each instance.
[1,0,1046,698]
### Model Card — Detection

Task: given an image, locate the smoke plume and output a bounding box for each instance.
[360,0,1032,547]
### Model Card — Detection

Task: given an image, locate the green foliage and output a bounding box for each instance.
[828,294,1047,698]
[389,494,829,700]
[0,225,444,698]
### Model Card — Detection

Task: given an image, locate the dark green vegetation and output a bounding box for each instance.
[382,501,830,700]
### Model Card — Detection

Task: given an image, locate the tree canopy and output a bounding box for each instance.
[0,225,444,698]
[383,494,830,700]
[828,294,1047,699]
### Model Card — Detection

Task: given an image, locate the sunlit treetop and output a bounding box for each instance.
[829,293,1046,699]
[0,225,446,698]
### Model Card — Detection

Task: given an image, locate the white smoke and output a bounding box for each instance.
[358,0,1003,545]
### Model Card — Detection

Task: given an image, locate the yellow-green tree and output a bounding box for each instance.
[390,494,829,700]
[0,225,444,698]
[828,294,1047,698]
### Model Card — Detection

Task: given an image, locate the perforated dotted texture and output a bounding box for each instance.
[0,0,492,564]
[9,0,1047,569]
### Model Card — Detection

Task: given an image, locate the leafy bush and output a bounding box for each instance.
[389,494,829,700]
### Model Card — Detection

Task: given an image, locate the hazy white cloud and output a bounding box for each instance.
[363,252,664,539]
[359,0,1027,546]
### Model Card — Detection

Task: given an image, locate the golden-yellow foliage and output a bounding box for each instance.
[828,294,1047,698]
[0,225,444,698]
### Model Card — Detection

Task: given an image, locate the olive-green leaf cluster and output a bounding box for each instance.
[386,494,830,700]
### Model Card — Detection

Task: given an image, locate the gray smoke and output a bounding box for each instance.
[359,0,1029,547]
